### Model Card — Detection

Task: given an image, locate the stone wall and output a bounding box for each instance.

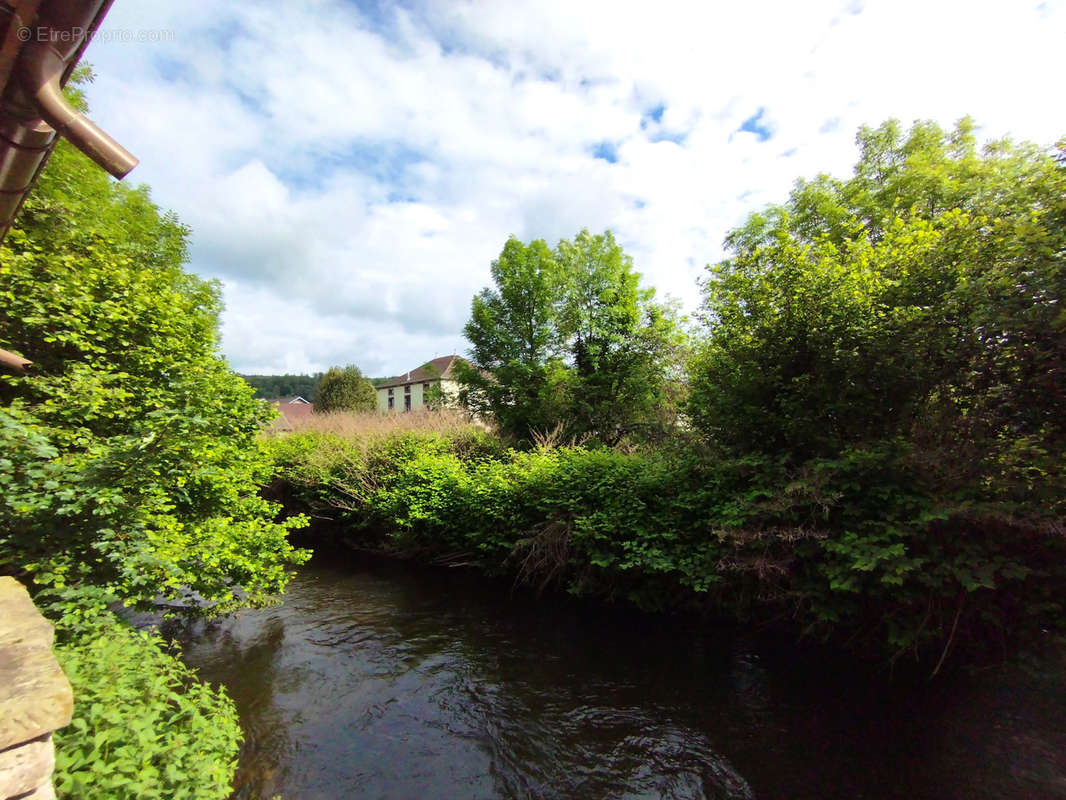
[0,577,72,800]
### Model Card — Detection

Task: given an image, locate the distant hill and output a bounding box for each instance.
[241,374,322,400]
[242,373,390,400]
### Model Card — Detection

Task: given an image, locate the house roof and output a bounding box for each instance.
[376,355,464,390]
[269,398,314,430]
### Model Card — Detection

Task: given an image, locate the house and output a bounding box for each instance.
[269,396,314,430]
[376,355,464,413]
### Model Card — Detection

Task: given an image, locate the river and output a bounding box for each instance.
[173,551,1066,800]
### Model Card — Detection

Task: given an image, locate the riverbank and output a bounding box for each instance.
[265,425,1066,674]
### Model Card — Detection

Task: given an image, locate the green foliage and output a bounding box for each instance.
[690,119,1065,497]
[272,427,1066,667]
[555,230,688,445]
[682,118,1066,666]
[270,120,1066,669]
[0,140,309,614]
[1,132,308,793]
[53,612,241,800]
[458,237,567,438]
[314,364,378,413]
[241,373,322,400]
[458,230,685,445]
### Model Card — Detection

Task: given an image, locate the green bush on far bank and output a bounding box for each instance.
[268,428,1066,670]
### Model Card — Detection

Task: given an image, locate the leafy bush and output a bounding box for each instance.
[271,427,1066,669]
[53,613,241,800]
[0,139,308,614]
[314,365,377,413]
[1,123,306,792]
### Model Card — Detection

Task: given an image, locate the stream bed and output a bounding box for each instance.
[174,551,1066,800]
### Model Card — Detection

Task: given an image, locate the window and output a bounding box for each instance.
[387,388,394,396]
[422,382,430,394]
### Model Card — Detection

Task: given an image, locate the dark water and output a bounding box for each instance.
[175,552,1066,800]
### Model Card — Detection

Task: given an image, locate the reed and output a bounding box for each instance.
[282,408,489,439]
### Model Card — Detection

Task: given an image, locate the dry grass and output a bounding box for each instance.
[283,408,491,439]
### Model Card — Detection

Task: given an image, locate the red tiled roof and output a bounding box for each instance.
[270,399,314,428]
[376,355,464,389]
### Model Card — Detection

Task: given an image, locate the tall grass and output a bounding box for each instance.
[277,409,491,439]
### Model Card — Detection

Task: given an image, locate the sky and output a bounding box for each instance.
[80,0,1064,377]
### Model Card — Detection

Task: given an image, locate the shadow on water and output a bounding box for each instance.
[172,549,1066,800]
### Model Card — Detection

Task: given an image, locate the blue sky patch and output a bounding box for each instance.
[592,141,619,163]
[737,107,773,142]
[204,17,246,51]
[650,130,686,145]
[273,141,427,193]
[153,56,193,84]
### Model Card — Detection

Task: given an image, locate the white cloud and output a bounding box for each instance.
[78,0,1066,374]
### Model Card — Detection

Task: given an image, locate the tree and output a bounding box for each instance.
[314,365,377,413]
[689,118,1066,508]
[456,236,567,438]
[682,119,1066,662]
[241,373,322,400]
[555,230,685,444]
[0,138,308,615]
[457,230,683,444]
[0,126,309,794]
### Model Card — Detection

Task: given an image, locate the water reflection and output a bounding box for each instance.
[174,551,1066,800]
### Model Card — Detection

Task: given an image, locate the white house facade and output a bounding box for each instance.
[376,355,463,413]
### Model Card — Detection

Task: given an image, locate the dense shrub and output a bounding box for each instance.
[53,614,241,800]
[1,118,306,791]
[0,141,308,615]
[269,429,1066,669]
[680,118,1066,668]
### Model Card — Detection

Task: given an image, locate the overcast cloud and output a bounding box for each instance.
[79,0,1064,376]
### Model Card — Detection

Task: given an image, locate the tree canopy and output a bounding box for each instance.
[0,137,308,618]
[458,230,683,444]
[314,364,377,413]
[689,118,1065,515]
[241,373,322,400]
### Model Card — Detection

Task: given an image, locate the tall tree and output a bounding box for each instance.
[689,118,1066,508]
[456,237,566,438]
[458,230,682,444]
[555,229,683,444]
[314,365,377,413]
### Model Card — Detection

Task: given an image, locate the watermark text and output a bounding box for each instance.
[17,26,175,45]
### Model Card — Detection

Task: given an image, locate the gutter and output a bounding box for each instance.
[0,0,137,242]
